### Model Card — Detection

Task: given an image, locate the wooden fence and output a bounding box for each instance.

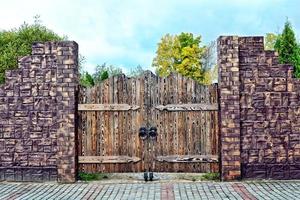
[77,71,219,173]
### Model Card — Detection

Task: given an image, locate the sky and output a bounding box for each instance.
[0,0,299,74]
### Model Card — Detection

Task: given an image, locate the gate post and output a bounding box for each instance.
[218,36,241,181]
[55,42,79,183]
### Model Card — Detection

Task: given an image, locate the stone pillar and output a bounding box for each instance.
[54,42,79,183]
[218,36,241,180]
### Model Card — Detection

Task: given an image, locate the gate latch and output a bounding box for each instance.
[149,127,157,140]
[139,127,148,140]
[139,126,157,140]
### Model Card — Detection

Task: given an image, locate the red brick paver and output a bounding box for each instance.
[161,183,175,200]
[232,183,257,200]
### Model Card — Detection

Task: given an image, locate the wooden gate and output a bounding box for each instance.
[77,71,219,173]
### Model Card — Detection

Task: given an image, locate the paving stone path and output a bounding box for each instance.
[0,181,299,200]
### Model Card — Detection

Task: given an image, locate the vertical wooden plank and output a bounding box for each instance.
[103,78,110,172]
[177,74,183,172]
[128,76,133,172]
[196,104,202,172]
[91,87,97,172]
[125,76,130,172]
[149,72,156,173]
[113,75,119,172]
[131,76,137,172]
[187,77,192,172]
[197,79,202,173]
[213,83,219,173]
[140,74,146,172]
[118,75,124,172]
[192,111,196,172]
[100,80,106,172]
[78,86,85,172]
[78,86,82,172]
[155,74,158,172]
[156,75,162,172]
[209,85,215,156]
[169,75,173,172]
[173,73,179,172]
[168,73,173,172]
[85,88,91,172]
[96,83,102,172]
[162,76,167,172]
[182,77,188,160]
[88,87,93,172]
[123,75,129,172]
[132,77,142,171]
[111,76,115,172]
[205,85,210,172]
[126,77,134,172]
[200,85,205,156]
[189,79,195,172]
[144,71,150,173]
[161,77,168,171]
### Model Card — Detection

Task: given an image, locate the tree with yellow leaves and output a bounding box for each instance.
[152,33,208,83]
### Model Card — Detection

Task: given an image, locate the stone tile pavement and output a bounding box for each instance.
[0,181,299,200]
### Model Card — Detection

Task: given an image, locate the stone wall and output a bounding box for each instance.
[0,41,79,182]
[218,36,300,180]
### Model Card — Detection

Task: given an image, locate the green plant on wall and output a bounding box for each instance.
[265,33,279,50]
[274,20,300,77]
[80,72,95,87]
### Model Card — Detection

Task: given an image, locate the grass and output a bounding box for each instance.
[175,173,220,182]
[78,172,109,181]
[176,174,203,181]
[200,173,220,181]
[188,175,203,182]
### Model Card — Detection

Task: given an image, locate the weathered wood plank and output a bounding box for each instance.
[155,103,218,111]
[156,155,218,163]
[78,103,140,111]
[79,156,141,164]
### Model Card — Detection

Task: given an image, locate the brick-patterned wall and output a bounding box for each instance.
[219,36,300,180]
[0,41,79,182]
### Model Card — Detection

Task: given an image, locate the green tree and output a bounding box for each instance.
[78,54,86,75]
[152,33,206,83]
[274,20,300,77]
[80,63,123,88]
[93,63,122,84]
[202,41,218,84]
[0,15,64,84]
[152,34,179,76]
[128,65,145,77]
[203,64,218,85]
